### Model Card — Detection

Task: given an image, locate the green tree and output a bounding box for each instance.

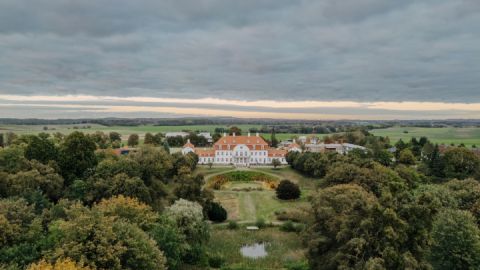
[127,134,139,147]
[47,202,166,270]
[0,133,4,148]
[109,132,122,142]
[276,180,301,200]
[398,149,416,165]
[228,126,242,136]
[25,135,58,164]
[443,147,480,179]
[271,128,278,147]
[58,132,97,184]
[430,209,480,270]
[6,132,18,146]
[5,161,64,201]
[129,145,174,184]
[89,131,109,149]
[272,158,281,169]
[144,132,155,145]
[0,145,29,173]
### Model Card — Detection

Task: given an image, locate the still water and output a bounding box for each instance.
[240,242,268,259]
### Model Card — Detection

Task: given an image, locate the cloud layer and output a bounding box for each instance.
[0,0,479,118]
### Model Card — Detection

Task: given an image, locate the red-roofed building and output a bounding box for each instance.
[183,132,295,166]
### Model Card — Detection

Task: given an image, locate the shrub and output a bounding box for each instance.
[255,218,266,228]
[284,260,309,270]
[208,253,225,268]
[207,171,278,189]
[227,220,239,230]
[276,180,301,200]
[280,221,297,232]
[207,202,227,222]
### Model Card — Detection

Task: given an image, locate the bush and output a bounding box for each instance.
[280,221,297,232]
[255,218,266,228]
[208,253,225,268]
[227,220,239,230]
[276,180,301,200]
[207,202,227,222]
[284,260,310,270]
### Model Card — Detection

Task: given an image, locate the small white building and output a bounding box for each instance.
[198,132,213,143]
[165,132,189,138]
[305,143,366,155]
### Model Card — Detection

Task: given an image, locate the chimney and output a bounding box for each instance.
[293,138,296,143]
[187,139,190,143]
[248,132,251,137]
[256,132,259,137]
[223,132,226,137]
[233,132,236,137]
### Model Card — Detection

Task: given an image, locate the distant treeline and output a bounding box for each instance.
[0,117,479,128]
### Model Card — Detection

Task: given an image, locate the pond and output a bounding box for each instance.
[240,242,269,259]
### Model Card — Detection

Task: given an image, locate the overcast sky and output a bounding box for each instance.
[0,0,479,119]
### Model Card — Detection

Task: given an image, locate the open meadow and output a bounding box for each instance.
[370,126,480,147]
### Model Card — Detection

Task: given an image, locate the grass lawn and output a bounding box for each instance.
[206,227,307,269]
[199,167,314,222]
[370,126,480,147]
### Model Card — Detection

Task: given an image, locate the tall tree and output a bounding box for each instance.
[430,209,480,270]
[127,134,139,147]
[270,128,278,147]
[58,132,97,184]
[443,147,480,179]
[25,135,58,164]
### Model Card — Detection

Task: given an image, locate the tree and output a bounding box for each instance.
[306,184,377,269]
[127,134,139,147]
[5,161,64,201]
[144,132,155,145]
[89,131,109,149]
[276,180,301,200]
[148,216,187,270]
[443,147,480,179]
[206,202,227,222]
[272,158,281,169]
[47,203,166,270]
[6,132,18,146]
[0,145,29,173]
[228,126,242,136]
[25,135,58,164]
[430,209,480,270]
[398,149,416,165]
[129,145,174,184]
[270,128,278,147]
[86,173,152,205]
[0,133,4,148]
[109,132,122,142]
[58,132,97,184]
[166,199,209,264]
[28,258,92,270]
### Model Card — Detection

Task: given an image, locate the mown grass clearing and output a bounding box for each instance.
[206,227,306,269]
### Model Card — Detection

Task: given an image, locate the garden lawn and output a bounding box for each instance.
[207,227,306,269]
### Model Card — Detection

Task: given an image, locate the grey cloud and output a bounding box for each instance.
[0,0,479,109]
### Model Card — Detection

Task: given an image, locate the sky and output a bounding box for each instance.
[0,0,479,120]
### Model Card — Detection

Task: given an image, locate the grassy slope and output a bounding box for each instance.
[370,126,480,147]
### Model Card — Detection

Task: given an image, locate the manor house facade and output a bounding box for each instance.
[182,133,300,166]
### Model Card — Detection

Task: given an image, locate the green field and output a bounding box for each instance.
[0,124,306,142]
[370,126,480,147]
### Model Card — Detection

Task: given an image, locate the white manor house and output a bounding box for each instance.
[182,133,300,166]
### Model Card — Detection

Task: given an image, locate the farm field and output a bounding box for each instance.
[0,124,308,142]
[370,126,480,147]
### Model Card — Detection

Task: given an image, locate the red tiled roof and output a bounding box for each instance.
[195,149,215,157]
[268,149,287,157]
[183,141,195,148]
[214,135,268,150]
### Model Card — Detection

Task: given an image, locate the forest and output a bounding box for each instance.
[0,129,479,269]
